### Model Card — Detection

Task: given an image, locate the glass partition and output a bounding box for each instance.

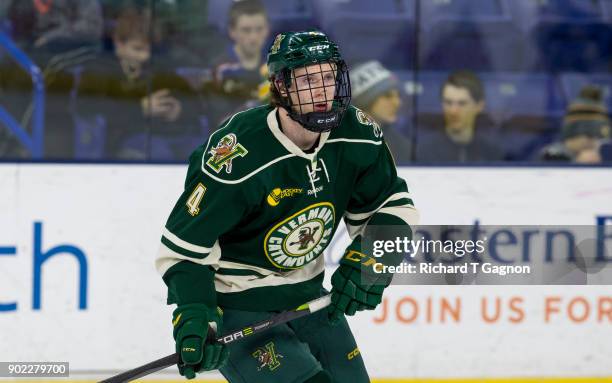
[0,0,610,164]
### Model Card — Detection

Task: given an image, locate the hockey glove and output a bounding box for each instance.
[172,303,229,379]
[328,250,393,324]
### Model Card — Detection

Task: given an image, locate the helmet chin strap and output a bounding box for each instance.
[286,109,340,133]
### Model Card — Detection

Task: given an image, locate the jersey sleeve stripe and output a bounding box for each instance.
[383,197,415,208]
[155,241,221,276]
[344,192,412,221]
[161,236,210,259]
[163,228,214,254]
[376,205,420,227]
[217,260,279,276]
[216,268,268,278]
[344,215,370,228]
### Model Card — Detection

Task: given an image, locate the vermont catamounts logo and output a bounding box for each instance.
[206,133,248,174]
[264,202,335,269]
[252,342,283,371]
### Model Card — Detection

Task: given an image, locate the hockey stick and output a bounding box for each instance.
[99,294,332,383]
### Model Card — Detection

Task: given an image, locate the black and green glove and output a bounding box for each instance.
[172,303,229,379]
[328,249,393,324]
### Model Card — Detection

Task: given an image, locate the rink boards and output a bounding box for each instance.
[0,164,611,380]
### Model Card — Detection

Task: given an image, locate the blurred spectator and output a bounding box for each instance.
[351,60,412,163]
[100,0,218,66]
[74,8,202,160]
[417,70,503,162]
[540,85,610,164]
[208,0,270,128]
[6,0,102,67]
[3,0,103,158]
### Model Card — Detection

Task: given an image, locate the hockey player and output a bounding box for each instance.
[156,30,418,382]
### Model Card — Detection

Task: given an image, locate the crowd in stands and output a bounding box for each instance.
[0,0,611,164]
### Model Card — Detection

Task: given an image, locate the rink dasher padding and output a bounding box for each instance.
[1,164,612,378]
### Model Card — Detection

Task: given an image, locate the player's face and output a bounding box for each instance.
[229,14,270,57]
[287,62,337,115]
[369,89,402,124]
[442,85,484,133]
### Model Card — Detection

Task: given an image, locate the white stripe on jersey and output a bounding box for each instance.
[377,205,420,227]
[155,240,221,276]
[163,228,214,254]
[214,256,325,293]
[326,138,382,146]
[201,153,296,184]
[344,192,413,221]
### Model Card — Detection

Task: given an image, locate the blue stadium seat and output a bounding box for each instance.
[420,0,508,21]
[603,0,612,20]
[509,0,605,28]
[479,72,565,120]
[559,73,612,112]
[507,0,612,71]
[483,72,565,160]
[311,0,416,69]
[207,0,317,36]
[73,114,106,160]
[419,0,525,71]
[395,71,444,115]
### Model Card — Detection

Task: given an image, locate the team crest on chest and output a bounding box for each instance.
[206,133,248,174]
[264,202,335,269]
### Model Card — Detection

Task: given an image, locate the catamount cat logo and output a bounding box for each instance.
[206,133,248,174]
[264,202,335,269]
[252,342,283,371]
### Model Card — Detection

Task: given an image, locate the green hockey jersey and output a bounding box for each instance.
[156,104,418,312]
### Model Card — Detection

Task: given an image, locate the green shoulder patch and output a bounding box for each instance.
[205,133,248,174]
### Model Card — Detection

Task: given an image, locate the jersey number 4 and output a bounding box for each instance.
[186,183,207,216]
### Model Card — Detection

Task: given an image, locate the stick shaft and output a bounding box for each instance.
[99,294,331,383]
[99,354,179,383]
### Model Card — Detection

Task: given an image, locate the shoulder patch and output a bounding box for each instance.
[205,133,248,174]
[355,108,383,139]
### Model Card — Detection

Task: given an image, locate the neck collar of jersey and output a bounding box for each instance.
[267,108,330,161]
